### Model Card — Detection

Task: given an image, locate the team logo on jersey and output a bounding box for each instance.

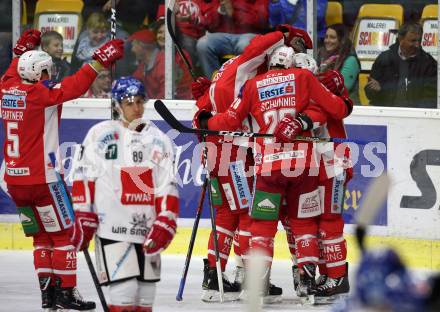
[129,213,151,236]
[1,94,26,109]
[258,81,295,101]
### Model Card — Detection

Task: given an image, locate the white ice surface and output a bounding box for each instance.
[0,250,341,312]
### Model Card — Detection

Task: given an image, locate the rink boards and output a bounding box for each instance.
[0,99,439,269]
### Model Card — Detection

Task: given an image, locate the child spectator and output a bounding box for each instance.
[40,31,71,83]
[71,12,110,71]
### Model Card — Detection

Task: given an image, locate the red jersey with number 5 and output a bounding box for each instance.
[1,58,98,185]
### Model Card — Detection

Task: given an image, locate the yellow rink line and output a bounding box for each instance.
[1,223,439,270]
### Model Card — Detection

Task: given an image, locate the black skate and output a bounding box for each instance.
[231,265,245,291]
[39,276,56,311]
[201,259,240,302]
[54,278,96,311]
[296,264,317,305]
[315,273,327,287]
[292,265,300,291]
[315,274,350,304]
[262,281,283,304]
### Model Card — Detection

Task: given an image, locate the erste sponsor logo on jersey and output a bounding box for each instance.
[258,81,295,101]
[98,131,119,149]
[263,150,305,162]
[1,94,26,109]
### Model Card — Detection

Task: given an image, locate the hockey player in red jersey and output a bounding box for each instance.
[202,45,353,299]
[312,69,353,300]
[71,77,179,312]
[277,52,352,300]
[192,27,302,302]
[0,29,124,311]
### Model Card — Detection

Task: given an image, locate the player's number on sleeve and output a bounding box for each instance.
[263,108,296,133]
[6,122,19,158]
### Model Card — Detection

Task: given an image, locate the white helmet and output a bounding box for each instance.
[18,50,53,82]
[294,53,318,75]
[269,46,295,69]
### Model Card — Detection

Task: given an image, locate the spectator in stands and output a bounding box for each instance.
[268,0,328,42]
[175,0,218,68]
[71,12,110,71]
[318,23,360,104]
[82,68,111,98]
[40,31,71,83]
[0,0,12,76]
[365,22,437,108]
[130,27,193,99]
[196,0,269,79]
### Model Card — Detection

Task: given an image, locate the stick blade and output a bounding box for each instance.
[355,173,390,227]
[154,100,191,133]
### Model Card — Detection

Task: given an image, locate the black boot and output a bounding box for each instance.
[201,258,240,302]
[54,277,96,311]
[292,264,300,291]
[39,276,55,311]
[296,264,317,299]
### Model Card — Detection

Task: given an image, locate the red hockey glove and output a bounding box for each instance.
[144,211,177,255]
[318,69,345,96]
[191,76,211,100]
[274,116,303,143]
[14,29,41,56]
[92,39,124,68]
[276,24,313,50]
[192,109,213,130]
[71,211,99,251]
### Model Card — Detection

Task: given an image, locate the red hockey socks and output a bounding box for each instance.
[207,226,234,271]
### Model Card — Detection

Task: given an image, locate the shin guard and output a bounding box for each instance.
[207,226,234,271]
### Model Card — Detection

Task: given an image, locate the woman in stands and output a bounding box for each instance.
[318,23,361,104]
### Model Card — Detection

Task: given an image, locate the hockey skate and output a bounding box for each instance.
[292,264,300,291]
[315,262,350,304]
[201,259,240,302]
[231,265,245,291]
[296,264,317,305]
[239,269,283,304]
[39,276,56,311]
[54,278,96,311]
[314,274,350,304]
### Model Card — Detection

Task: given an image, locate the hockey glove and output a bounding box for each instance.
[71,211,99,251]
[143,211,177,255]
[274,115,311,143]
[14,29,41,56]
[276,24,313,50]
[92,39,125,68]
[192,109,213,130]
[318,69,345,96]
[191,76,211,100]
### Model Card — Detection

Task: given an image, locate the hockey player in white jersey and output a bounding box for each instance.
[71,77,179,312]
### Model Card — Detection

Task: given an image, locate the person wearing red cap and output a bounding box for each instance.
[130,25,193,99]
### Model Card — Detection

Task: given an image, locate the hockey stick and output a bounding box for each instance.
[202,139,225,302]
[166,0,196,79]
[48,152,109,312]
[354,173,390,252]
[176,179,208,301]
[110,0,117,120]
[154,100,364,144]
